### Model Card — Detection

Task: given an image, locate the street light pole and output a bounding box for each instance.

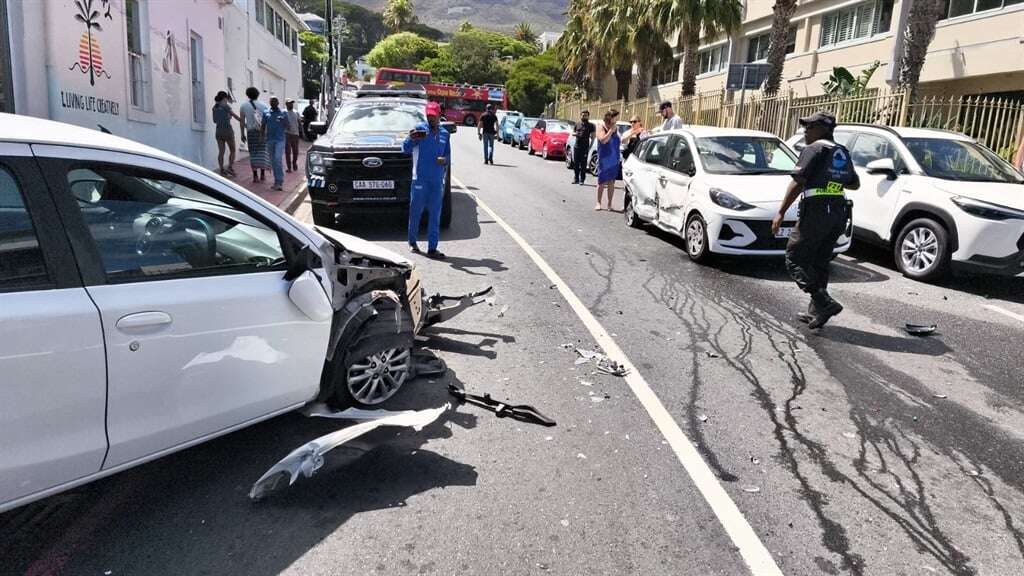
[325,0,335,120]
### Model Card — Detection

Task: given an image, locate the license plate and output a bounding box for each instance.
[353,180,395,190]
[775,227,794,239]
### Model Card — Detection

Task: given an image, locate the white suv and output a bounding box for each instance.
[0,114,477,513]
[787,125,1024,280]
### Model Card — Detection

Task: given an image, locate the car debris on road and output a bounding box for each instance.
[565,345,631,377]
[447,384,557,427]
[249,405,449,500]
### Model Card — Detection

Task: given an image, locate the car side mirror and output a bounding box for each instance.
[441,121,457,133]
[310,121,328,136]
[288,270,333,322]
[866,158,897,179]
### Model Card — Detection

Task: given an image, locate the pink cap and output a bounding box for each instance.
[426,101,442,117]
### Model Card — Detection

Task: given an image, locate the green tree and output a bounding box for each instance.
[513,22,538,46]
[507,51,561,115]
[382,0,417,33]
[419,46,460,82]
[590,0,635,99]
[450,31,504,85]
[650,0,742,96]
[299,30,327,99]
[458,21,474,33]
[365,32,438,70]
[558,0,604,100]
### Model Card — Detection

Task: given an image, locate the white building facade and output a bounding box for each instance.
[3,0,305,168]
[223,0,305,104]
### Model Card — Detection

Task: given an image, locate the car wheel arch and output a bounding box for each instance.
[891,203,959,253]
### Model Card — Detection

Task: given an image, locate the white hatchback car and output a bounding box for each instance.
[622,126,851,262]
[787,125,1024,280]
[0,113,478,513]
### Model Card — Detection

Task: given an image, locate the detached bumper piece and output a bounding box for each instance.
[448,384,556,427]
[424,287,494,326]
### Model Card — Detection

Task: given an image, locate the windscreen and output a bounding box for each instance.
[903,138,1023,184]
[547,122,572,133]
[695,136,798,175]
[329,102,426,135]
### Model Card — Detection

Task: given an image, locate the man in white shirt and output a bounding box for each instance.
[659,101,684,131]
[284,99,302,172]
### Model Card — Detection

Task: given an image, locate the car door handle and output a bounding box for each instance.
[116,311,173,331]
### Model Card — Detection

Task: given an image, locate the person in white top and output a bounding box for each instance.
[659,101,684,131]
[238,87,270,182]
[284,99,302,172]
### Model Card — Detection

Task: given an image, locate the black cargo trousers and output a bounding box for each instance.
[785,196,848,293]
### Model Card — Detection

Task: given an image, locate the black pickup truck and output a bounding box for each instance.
[306,89,455,228]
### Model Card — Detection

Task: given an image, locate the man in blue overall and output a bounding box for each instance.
[403,101,451,259]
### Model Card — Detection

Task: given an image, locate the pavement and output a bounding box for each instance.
[229,137,311,213]
[2,131,1024,576]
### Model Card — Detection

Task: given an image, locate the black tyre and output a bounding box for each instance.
[624,191,642,228]
[312,205,336,228]
[528,141,535,155]
[565,149,574,169]
[685,213,712,263]
[464,115,477,127]
[894,217,950,281]
[588,151,598,176]
[332,303,415,408]
[440,176,452,229]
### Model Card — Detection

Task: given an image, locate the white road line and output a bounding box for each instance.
[455,177,784,576]
[984,304,1024,324]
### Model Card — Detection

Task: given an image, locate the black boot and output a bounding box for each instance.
[798,300,814,324]
[808,290,843,329]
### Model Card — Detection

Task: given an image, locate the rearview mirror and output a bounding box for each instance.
[441,121,457,133]
[866,158,897,179]
[288,270,333,322]
[309,121,328,136]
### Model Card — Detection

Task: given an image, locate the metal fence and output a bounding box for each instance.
[555,89,1024,162]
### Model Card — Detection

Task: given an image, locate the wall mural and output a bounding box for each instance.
[69,0,114,86]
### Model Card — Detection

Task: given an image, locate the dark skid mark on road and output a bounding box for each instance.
[634,256,1019,575]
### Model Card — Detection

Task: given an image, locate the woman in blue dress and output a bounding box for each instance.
[595,109,621,211]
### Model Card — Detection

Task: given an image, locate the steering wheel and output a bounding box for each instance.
[135,215,217,268]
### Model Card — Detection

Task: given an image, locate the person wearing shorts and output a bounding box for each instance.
[212,91,240,177]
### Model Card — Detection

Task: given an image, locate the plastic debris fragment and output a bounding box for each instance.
[742,486,761,493]
[705,351,721,359]
[498,305,509,317]
[842,432,857,439]
[250,404,448,500]
[572,347,630,377]
[698,414,708,423]
[933,394,948,399]
[905,323,937,336]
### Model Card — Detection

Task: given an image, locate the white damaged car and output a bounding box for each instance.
[0,114,486,513]
[622,126,851,262]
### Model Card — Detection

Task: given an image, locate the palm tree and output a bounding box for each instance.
[651,0,742,97]
[514,22,539,46]
[762,1,798,95]
[897,0,946,103]
[590,0,635,99]
[631,2,674,99]
[558,0,606,100]
[382,0,416,33]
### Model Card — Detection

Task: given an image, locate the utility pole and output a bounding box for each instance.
[325,0,335,121]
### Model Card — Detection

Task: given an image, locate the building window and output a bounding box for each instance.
[126,0,151,111]
[291,30,298,52]
[190,33,205,125]
[819,0,893,48]
[653,58,679,85]
[943,0,1024,18]
[284,23,292,49]
[265,6,275,33]
[255,0,264,24]
[746,26,797,62]
[697,44,728,75]
[276,13,284,43]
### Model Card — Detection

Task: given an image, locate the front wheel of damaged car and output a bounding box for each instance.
[333,305,416,407]
[685,213,712,263]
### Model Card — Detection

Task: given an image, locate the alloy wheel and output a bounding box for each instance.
[687,219,705,257]
[900,226,939,273]
[346,347,411,405]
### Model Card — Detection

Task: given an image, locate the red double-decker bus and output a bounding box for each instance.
[375,68,508,127]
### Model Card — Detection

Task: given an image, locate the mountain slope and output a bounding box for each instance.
[338,0,569,34]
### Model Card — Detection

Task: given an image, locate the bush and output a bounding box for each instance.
[506,51,562,115]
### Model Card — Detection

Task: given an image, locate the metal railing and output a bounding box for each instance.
[555,89,1024,162]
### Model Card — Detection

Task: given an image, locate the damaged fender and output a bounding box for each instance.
[249,404,449,500]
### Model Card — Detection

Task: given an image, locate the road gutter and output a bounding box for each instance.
[455,177,785,576]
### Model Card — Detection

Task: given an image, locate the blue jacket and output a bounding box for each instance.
[402,122,451,183]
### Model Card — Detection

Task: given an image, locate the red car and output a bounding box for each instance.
[527,119,573,159]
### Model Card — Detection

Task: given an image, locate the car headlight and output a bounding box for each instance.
[951,196,1024,221]
[308,151,325,175]
[709,188,755,211]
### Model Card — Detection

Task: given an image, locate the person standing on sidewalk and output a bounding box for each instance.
[771,111,859,329]
[402,101,451,259]
[594,109,621,211]
[478,104,498,165]
[239,87,269,183]
[572,110,595,184]
[261,97,290,192]
[212,91,240,177]
[284,99,301,172]
[302,101,319,141]
[659,101,684,131]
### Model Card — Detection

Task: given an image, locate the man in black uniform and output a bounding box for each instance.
[572,110,595,185]
[478,104,498,165]
[301,101,318,141]
[772,111,859,329]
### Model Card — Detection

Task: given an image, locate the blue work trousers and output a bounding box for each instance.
[482,133,495,163]
[266,137,285,186]
[408,179,444,251]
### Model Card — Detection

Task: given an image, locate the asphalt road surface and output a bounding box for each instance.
[3,131,1023,576]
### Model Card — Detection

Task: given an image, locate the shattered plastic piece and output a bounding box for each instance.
[302,403,428,421]
[545,436,554,441]
[560,519,570,527]
[424,287,494,326]
[697,414,708,423]
[579,380,594,387]
[705,351,721,359]
[250,405,448,500]
[750,457,761,465]
[742,486,761,493]
[842,432,857,439]
[933,393,948,399]
[576,453,587,459]
[573,347,630,377]
[497,305,509,318]
[590,396,605,403]
[905,323,937,336]
[966,470,981,477]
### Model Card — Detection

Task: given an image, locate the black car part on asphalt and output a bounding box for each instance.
[447,384,557,427]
